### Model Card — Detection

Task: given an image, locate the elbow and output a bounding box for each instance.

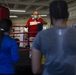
[32,68,41,75]
[25,26,27,28]
[32,70,40,75]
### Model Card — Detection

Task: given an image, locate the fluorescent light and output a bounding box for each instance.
[10,10,26,12]
[10,15,18,18]
[31,15,47,17]
[40,15,47,17]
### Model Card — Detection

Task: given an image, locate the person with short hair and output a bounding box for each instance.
[32,1,76,75]
[25,11,46,59]
[0,18,19,75]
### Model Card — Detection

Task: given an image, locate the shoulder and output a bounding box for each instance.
[4,34,12,40]
[27,17,33,20]
[26,18,34,23]
[67,27,76,34]
[66,27,76,32]
[4,35,17,46]
[6,35,17,43]
[37,28,51,37]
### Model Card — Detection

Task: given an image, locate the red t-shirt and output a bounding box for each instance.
[26,17,45,37]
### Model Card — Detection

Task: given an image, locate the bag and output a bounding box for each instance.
[0,6,10,19]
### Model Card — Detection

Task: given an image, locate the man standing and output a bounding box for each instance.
[25,11,46,58]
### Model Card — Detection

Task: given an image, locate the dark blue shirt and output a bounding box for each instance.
[0,34,19,74]
[32,27,76,75]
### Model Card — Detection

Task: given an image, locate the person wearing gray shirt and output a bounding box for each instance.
[31,1,76,75]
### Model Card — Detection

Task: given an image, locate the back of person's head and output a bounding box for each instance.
[49,0,69,20]
[0,18,12,46]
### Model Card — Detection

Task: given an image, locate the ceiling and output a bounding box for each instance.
[0,0,76,19]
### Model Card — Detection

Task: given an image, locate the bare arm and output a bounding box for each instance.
[25,24,28,28]
[32,48,42,75]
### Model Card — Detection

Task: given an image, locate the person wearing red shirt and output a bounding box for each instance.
[25,11,47,58]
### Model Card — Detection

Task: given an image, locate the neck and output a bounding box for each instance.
[4,32,9,35]
[53,19,67,27]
